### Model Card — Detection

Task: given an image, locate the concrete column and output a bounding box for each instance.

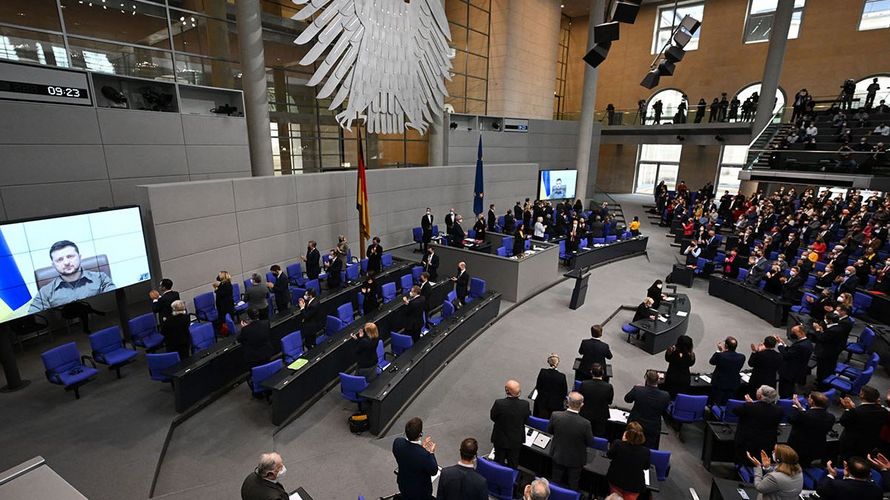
[752,0,794,134]
[574,0,605,201]
[235,0,274,176]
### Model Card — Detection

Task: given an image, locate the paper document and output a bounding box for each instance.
[676,311,688,317]
[524,429,539,447]
[287,358,309,370]
[741,373,751,383]
[289,492,303,500]
[529,389,538,400]
[644,469,650,486]
[657,316,668,323]
[236,300,246,308]
[663,297,675,302]
[699,374,712,383]
[609,408,628,423]
[532,433,551,449]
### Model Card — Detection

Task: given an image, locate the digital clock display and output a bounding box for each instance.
[0,80,89,100]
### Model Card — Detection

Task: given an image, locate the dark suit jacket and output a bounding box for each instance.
[709,350,746,390]
[547,410,593,468]
[816,476,883,500]
[153,290,180,322]
[404,296,426,338]
[271,272,289,303]
[160,314,190,352]
[305,248,321,279]
[392,437,438,499]
[450,223,465,248]
[436,464,488,500]
[422,253,439,281]
[301,298,321,338]
[778,338,814,383]
[487,209,497,231]
[237,320,274,366]
[606,440,651,494]
[240,471,288,500]
[839,404,889,458]
[733,401,784,457]
[577,338,613,376]
[421,213,434,233]
[455,271,469,302]
[624,385,670,443]
[813,323,852,361]
[578,379,613,432]
[419,281,432,311]
[748,349,782,390]
[837,274,860,296]
[326,257,343,288]
[490,396,530,449]
[533,368,567,417]
[788,407,836,465]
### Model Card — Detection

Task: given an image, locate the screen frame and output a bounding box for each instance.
[537,169,578,201]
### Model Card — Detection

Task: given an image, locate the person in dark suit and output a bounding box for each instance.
[301,241,321,280]
[576,324,612,381]
[421,208,434,252]
[360,276,379,316]
[702,229,721,260]
[451,262,469,305]
[487,204,497,232]
[238,309,274,368]
[776,326,815,398]
[839,385,888,460]
[268,265,290,315]
[747,336,783,397]
[709,336,746,405]
[812,308,853,385]
[663,335,695,398]
[161,300,191,360]
[533,353,568,419]
[579,363,613,437]
[402,285,426,342]
[473,214,487,241]
[835,266,860,297]
[418,272,433,316]
[816,456,883,499]
[646,280,667,309]
[422,246,439,281]
[350,322,380,382]
[632,297,658,323]
[733,385,785,463]
[392,417,438,500]
[547,392,593,490]
[513,202,523,222]
[298,288,320,352]
[606,422,652,499]
[450,215,465,248]
[435,438,488,500]
[212,271,236,327]
[240,452,288,500]
[366,236,383,274]
[746,253,771,286]
[445,208,456,235]
[490,379,531,468]
[788,391,836,467]
[512,223,526,257]
[150,278,179,323]
[324,249,343,289]
[624,370,671,449]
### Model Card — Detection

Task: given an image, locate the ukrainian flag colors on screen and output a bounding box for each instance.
[0,207,151,324]
[537,170,578,201]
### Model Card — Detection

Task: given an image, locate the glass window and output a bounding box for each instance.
[853,75,890,108]
[636,144,682,194]
[716,145,747,195]
[174,53,240,88]
[60,0,171,50]
[68,37,175,80]
[170,9,238,61]
[445,0,489,115]
[653,1,704,54]
[859,0,890,30]
[744,0,806,43]
[0,26,67,67]
[645,89,686,124]
[734,83,786,114]
[0,0,62,32]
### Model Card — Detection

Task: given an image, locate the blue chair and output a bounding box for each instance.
[712,399,745,423]
[791,292,817,314]
[432,225,439,238]
[667,394,707,437]
[360,258,368,274]
[391,332,414,356]
[524,239,532,250]
[622,323,639,342]
[322,316,345,344]
[824,365,874,395]
[189,323,216,354]
[527,416,548,432]
[802,467,827,490]
[344,264,360,283]
[289,286,306,307]
[559,240,569,260]
[837,352,880,379]
[466,278,486,303]
[287,262,305,286]
[447,290,457,304]
[591,436,609,451]
[266,271,277,284]
[224,313,236,337]
[41,342,99,399]
[605,235,618,243]
[592,237,606,245]
[501,236,514,255]
[440,300,455,320]
[280,330,304,364]
[193,292,218,323]
[650,449,671,481]
[803,275,817,290]
[128,313,164,351]
[376,340,390,373]
[232,283,249,315]
[693,257,709,276]
[548,482,581,500]
[468,229,476,239]
[737,464,755,483]
[622,231,632,239]
[852,292,873,317]
[146,352,180,383]
[337,303,354,325]
[381,252,393,268]
[737,268,749,281]
[381,282,397,303]
[573,379,582,391]
[412,227,424,250]
[243,278,253,290]
[400,274,413,292]
[248,360,281,398]
[305,279,320,296]
[89,326,138,378]
[496,246,507,257]
[339,372,369,410]
[476,456,518,500]
[412,266,424,283]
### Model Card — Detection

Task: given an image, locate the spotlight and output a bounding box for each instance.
[657,60,675,76]
[640,69,660,89]
[594,22,620,44]
[665,45,685,63]
[673,29,692,48]
[679,15,701,34]
[611,0,641,24]
[449,122,458,130]
[583,42,611,68]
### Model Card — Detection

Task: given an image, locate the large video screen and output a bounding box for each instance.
[0,207,150,324]
[538,170,578,200]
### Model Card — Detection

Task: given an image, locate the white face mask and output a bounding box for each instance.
[277,465,287,479]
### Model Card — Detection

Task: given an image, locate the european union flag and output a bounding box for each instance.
[473,135,484,216]
[0,229,32,314]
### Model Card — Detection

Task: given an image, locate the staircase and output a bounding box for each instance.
[745,123,791,169]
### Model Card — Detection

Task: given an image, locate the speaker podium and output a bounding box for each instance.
[564,269,590,310]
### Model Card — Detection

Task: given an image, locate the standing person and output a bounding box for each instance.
[788,392,836,468]
[866,78,881,109]
[422,246,439,281]
[811,311,852,386]
[624,370,671,449]
[709,336,746,405]
[816,457,883,499]
[238,309,274,368]
[510,223,526,256]
[473,214,486,241]
[401,285,426,342]
[366,236,383,274]
[606,422,652,500]
[663,335,695,398]
[576,324,612,381]
[350,322,379,382]
[747,336,783,397]
[244,274,269,320]
[548,392,593,490]
[298,288,320,351]
[709,97,720,122]
[324,249,343,289]
[241,452,289,500]
[775,326,814,399]
[268,265,290,315]
[435,438,488,500]
[212,271,235,326]
[733,385,784,463]
[729,96,740,121]
[838,385,888,460]
[445,208,456,235]
[450,262,469,305]
[629,216,641,236]
[637,99,647,124]
[746,445,804,500]
[487,204,497,232]
[652,100,663,124]
[719,93,729,121]
[489,379,530,468]
[150,278,180,324]
[533,353,568,419]
[579,363,613,437]
[533,217,547,241]
[301,241,321,280]
[792,89,809,123]
[161,300,191,360]
[450,214,465,248]
[421,208,434,252]
[694,98,707,123]
[392,417,438,500]
[646,279,666,309]
[360,276,379,316]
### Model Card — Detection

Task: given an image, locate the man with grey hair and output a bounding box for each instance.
[523,477,550,499]
[547,391,592,490]
[733,385,784,463]
[241,452,288,500]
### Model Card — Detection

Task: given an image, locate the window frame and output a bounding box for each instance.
[651,0,704,55]
[858,0,890,31]
[715,145,748,195]
[742,0,806,44]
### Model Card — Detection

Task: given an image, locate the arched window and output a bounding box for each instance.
[645,88,686,125]
[854,75,890,109]
[734,83,786,115]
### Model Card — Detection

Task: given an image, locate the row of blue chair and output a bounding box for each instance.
[476,455,583,500]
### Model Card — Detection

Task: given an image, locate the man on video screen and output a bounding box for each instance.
[28,240,115,312]
[551,178,566,199]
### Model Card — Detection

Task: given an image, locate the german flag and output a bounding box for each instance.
[356,129,371,241]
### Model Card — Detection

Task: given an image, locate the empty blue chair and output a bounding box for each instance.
[232,283,249,315]
[559,240,568,260]
[591,436,609,451]
[360,258,368,274]
[412,227,424,249]
[224,313,236,337]
[737,268,749,281]
[548,482,581,500]
[305,279,320,296]
[803,275,817,290]
[837,352,880,379]
[605,235,617,243]
[712,399,745,423]
[89,326,138,378]
[650,449,671,481]
[441,300,455,320]
[189,323,216,353]
[391,332,413,356]
[412,266,424,283]
[496,246,507,257]
[667,394,707,436]
[824,365,874,395]
[266,271,276,284]
[476,456,518,500]
[289,286,306,306]
[381,282,397,303]
[41,342,99,399]
[580,238,589,248]
[339,372,369,410]
[146,352,180,383]
[524,239,532,251]
[432,225,439,237]
[694,257,709,276]
[802,467,827,490]
[344,264,360,283]
[376,339,390,373]
[447,290,458,304]
[501,236,514,255]
[287,262,305,286]
[280,330,304,364]
[128,313,164,351]
[527,416,548,432]
[243,278,253,290]
[852,292,873,317]
[622,323,639,342]
[622,230,632,239]
[381,252,393,268]
[468,229,476,239]
[324,315,345,339]
[193,292,218,323]
[400,274,413,292]
[466,278,486,303]
[791,292,817,314]
[249,360,281,398]
[337,303,354,325]
[592,237,606,245]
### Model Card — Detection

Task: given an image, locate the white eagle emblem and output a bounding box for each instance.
[292,0,453,134]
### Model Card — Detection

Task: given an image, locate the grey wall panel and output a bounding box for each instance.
[1,180,113,220]
[110,175,190,207]
[104,145,189,179]
[154,213,240,261]
[236,205,300,241]
[298,198,349,230]
[185,145,250,174]
[145,180,234,224]
[295,171,347,202]
[0,192,6,221]
[233,176,296,211]
[160,244,242,302]
[97,109,185,145]
[181,115,248,145]
[239,231,301,272]
[190,172,252,181]
[0,145,108,184]
[0,101,101,145]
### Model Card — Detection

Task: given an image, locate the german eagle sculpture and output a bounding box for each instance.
[292,0,453,134]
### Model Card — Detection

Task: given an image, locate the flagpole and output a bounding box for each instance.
[358,129,367,260]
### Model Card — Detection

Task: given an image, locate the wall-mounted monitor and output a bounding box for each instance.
[538,170,578,200]
[0,207,151,325]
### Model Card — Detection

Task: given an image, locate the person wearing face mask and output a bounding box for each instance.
[435,438,488,500]
[746,444,803,500]
[835,265,860,297]
[241,452,289,500]
[811,306,853,387]
[450,262,470,305]
[420,208,434,252]
[646,280,667,308]
[422,246,439,281]
[875,258,890,293]
[401,285,426,342]
[775,326,814,399]
[781,266,805,304]
[298,288,320,351]
[212,271,235,327]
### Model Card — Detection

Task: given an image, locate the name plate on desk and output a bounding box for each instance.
[609,408,629,423]
[532,433,551,449]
